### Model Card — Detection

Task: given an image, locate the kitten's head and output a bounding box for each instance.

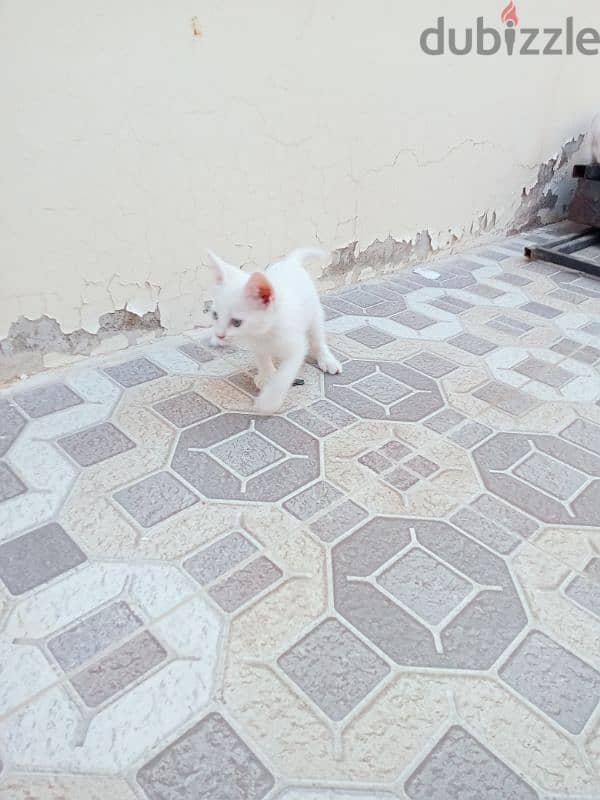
[207,250,275,341]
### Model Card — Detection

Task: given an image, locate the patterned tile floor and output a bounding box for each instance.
[1,224,600,799]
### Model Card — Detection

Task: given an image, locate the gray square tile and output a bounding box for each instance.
[283,481,342,521]
[449,421,492,448]
[287,409,336,438]
[137,712,274,800]
[473,381,537,416]
[514,357,573,388]
[499,631,600,733]
[0,523,86,595]
[566,574,600,617]
[212,431,284,476]
[467,283,505,299]
[359,450,393,473]
[178,342,215,364]
[386,466,419,491]
[48,601,143,672]
[448,333,497,356]
[405,726,537,800]
[355,373,410,405]
[514,452,585,500]
[58,422,135,466]
[550,338,580,356]
[13,382,82,418]
[520,301,561,319]
[0,462,26,502]
[379,548,471,624]
[378,441,412,461]
[309,400,356,428]
[346,326,395,349]
[430,295,473,315]
[114,471,198,527]
[450,507,519,555]
[405,455,438,477]
[104,358,166,387]
[310,501,368,542]
[71,630,166,707]
[486,315,532,336]
[561,418,600,456]
[573,345,600,365]
[499,273,532,287]
[0,400,26,457]
[153,392,220,427]
[209,556,282,611]
[424,409,465,433]
[391,310,436,330]
[278,618,389,720]
[405,352,457,377]
[183,531,257,585]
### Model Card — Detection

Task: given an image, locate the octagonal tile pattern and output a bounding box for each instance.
[2,227,600,799]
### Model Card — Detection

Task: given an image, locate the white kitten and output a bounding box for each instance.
[207,247,341,414]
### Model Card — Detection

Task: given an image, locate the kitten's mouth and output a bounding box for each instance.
[217,335,226,340]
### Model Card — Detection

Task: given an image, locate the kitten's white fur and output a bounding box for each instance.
[207,248,341,414]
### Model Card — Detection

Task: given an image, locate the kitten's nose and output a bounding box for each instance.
[217,334,226,340]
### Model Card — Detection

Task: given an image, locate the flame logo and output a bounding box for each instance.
[501,1,519,26]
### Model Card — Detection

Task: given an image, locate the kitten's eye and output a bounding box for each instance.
[212,310,218,320]
[231,318,242,328]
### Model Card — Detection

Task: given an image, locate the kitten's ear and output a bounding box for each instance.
[245,272,274,306]
[207,249,237,284]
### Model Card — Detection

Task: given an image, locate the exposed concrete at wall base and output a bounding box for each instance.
[510,136,584,234]
[0,309,163,383]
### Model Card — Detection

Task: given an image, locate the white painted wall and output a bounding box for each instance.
[1,0,598,346]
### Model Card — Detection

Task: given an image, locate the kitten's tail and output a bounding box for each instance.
[286,247,328,267]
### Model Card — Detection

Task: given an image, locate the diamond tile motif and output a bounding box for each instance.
[0,461,26,502]
[137,713,274,800]
[48,601,143,671]
[212,431,284,476]
[278,618,389,720]
[13,382,82,418]
[499,631,600,733]
[104,357,166,387]
[0,399,26,456]
[153,391,219,427]
[184,531,257,585]
[333,518,526,669]
[114,471,198,527]
[474,432,600,525]
[405,726,538,800]
[379,549,471,624]
[325,359,445,421]
[58,422,135,466]
[0,523,86,595]
[171,414,319,502]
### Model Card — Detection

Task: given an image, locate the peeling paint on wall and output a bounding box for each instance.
[0,308,163,383]
[509,135,584,233]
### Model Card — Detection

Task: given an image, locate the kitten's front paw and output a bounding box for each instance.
[254,371,271,390]
[254,392,284,416]
[317,354,342,375]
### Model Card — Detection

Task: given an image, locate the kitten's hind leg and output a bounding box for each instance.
[309,308,342,375]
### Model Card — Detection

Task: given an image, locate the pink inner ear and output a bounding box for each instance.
[245,272,273,305]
